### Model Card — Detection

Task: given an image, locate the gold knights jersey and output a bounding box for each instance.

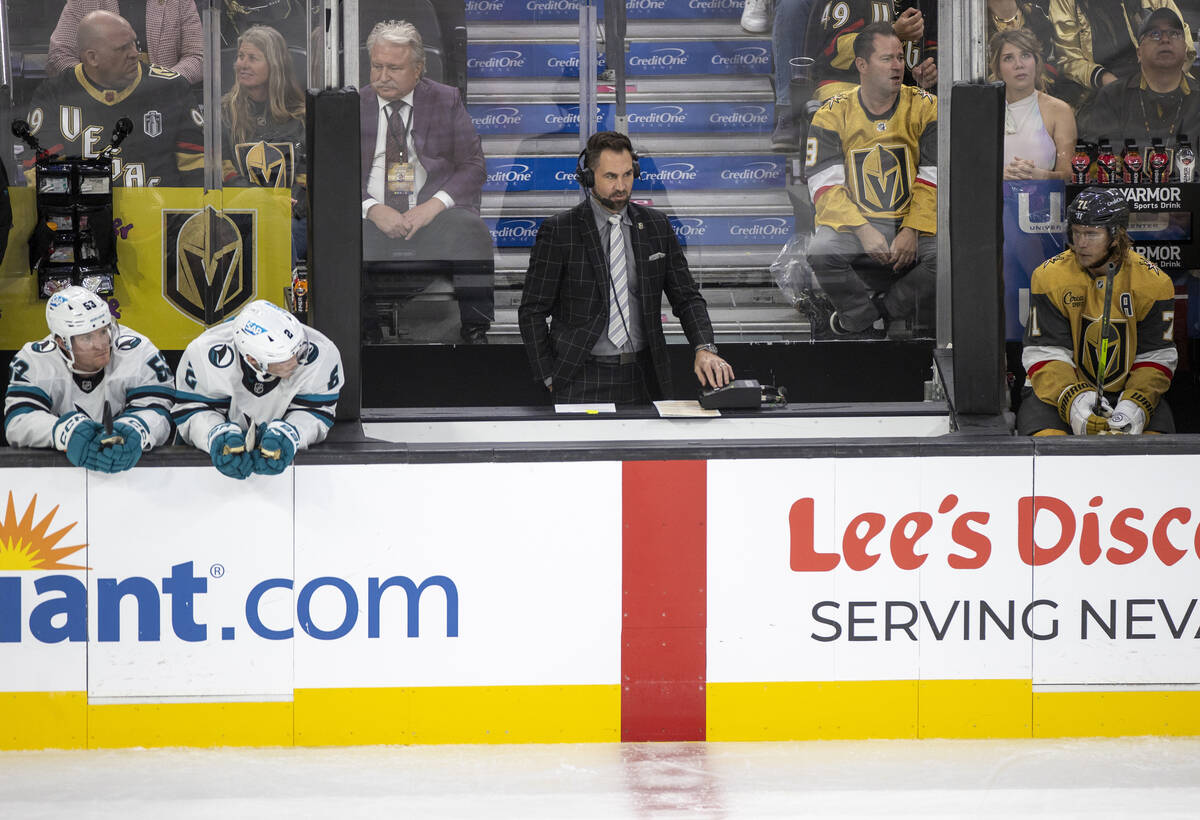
[1022,247,1178,411]
[805,84,937,234]
[25,63,204,187]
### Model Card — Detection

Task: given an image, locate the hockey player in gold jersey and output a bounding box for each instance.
[804,21,937,338]
[1018,187,1178,436]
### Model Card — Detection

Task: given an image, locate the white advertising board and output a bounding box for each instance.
[1029,455,1200,687]
[85,468,295,700]
[0,469,87,692]
[708,457,1040,683]
[292,462,623,688]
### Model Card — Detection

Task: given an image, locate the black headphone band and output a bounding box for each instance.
[574,144,642,188]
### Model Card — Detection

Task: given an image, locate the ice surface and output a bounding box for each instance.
[1,737,1198,819]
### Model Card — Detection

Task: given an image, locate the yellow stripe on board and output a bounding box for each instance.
[918,680,1032,738]
[707,681,918,740]
[295,684,621,746]
[0,692,86,750]
[87,700,294,749]
[1034,690,1200,737]
[708,681,1200,740]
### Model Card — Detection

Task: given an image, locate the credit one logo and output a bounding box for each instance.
[0,561,459,643]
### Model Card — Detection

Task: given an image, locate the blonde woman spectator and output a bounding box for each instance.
[991,28,1077,181]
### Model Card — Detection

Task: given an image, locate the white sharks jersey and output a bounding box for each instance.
[4,328,175,448]
[173,321,342,452]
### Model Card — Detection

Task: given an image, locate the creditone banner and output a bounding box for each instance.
[485,213,795,247]
[469,101,773,136]
[466,41,769,79]
[2,454,1198,750]
[1002,180,1066,342]
[0,187,293,350]
[465,0,742,22]
[483,155,786,193]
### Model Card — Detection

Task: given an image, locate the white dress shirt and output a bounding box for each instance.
[362,90,455,219]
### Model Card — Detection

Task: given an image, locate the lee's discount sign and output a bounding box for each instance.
[706,455,1200,688]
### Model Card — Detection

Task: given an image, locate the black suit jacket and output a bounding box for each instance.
[517,198,715,398]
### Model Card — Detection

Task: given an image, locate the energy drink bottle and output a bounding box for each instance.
[1176,135,1195,182]
[1149,138,1170,183]
[1071,142,1091,184]
[1096,139,1119,184]
[1121,139,1142,184]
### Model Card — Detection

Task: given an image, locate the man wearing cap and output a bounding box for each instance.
[1081,7,1200,146]
[1051,1,1194,96]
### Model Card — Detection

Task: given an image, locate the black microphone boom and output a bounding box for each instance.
[11,119,40,152]
[111,117,133,148]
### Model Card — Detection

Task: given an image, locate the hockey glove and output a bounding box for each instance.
[1059,383,1111,436]
[93,422,146,473]
[252,420,300,475]
[1108,399,1147,436]
[208,423,254,480]
[53,411,104,468]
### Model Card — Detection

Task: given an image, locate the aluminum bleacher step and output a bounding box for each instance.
[483,154,789,195]
[482,132,776,155]
[470,76,772,99]
[469,93,775,139]
[467,36,771,81]
[465,0,743,24]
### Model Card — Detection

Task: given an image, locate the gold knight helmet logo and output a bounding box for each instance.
[1078,313,1130,391]
[852,144,911,215]
[163,206,256,324]
[236,141,295,188]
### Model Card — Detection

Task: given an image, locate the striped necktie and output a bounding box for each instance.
[606,213,630,349]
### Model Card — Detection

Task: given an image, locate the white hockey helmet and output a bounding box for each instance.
[45,285,118,372]
[232,300,308,376]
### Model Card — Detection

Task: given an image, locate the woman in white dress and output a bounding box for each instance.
[989,28,1076,182]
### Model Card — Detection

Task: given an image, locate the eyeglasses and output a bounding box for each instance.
[1143,29,1184,42]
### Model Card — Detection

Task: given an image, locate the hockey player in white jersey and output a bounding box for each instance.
[174,300,343,479]
[4,286,175,471]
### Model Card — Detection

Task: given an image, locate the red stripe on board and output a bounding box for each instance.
[621,460,707,742]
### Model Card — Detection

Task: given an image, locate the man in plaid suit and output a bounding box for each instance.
[518,131,734,404]
[360,19,493,344]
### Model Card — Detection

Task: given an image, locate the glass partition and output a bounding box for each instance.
[0,1,996,412]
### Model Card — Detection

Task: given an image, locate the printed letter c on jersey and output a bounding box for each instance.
[162,206,257,326]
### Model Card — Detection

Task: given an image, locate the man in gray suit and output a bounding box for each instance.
[518,131,734,404]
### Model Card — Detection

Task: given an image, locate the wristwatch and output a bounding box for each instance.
[695,343,719,354]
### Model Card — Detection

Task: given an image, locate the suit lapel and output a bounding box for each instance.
[577,199,607,291]
[628,203,652,299]
[411,79,430,157]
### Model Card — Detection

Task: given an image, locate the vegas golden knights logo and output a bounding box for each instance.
[163,206,256,324]
[1078,314,1130,391]
[852,144,911,214]
[235,141,295,188]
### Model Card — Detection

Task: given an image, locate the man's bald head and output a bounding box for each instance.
[77,10,140,88]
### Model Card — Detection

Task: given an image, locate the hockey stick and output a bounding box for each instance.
[221,419,255,456]
[99,401,125,447]
[1093,259,1119,415]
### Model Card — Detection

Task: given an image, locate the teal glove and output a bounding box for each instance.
[53,412,104,468]
[92,421,145,473]
[252,420,299,475]
[208,422,254,480]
